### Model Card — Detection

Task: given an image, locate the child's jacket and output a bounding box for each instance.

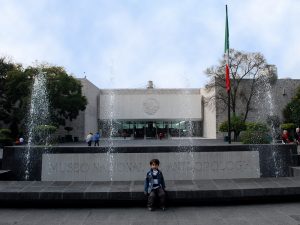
[144,169,166,194]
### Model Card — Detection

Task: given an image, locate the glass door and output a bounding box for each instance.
[146,121,157,139]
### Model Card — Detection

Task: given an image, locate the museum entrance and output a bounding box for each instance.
[132,121,158,139]
[145,121,156,139]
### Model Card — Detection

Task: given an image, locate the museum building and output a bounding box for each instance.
[60,77,300,141]
[61,79,216,140]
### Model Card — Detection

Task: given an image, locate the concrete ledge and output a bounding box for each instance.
[1,177,300,205]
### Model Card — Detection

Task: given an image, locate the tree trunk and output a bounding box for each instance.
[233,131,240,142]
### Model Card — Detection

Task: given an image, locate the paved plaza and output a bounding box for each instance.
[57,138,227,147]
[1,140,300,225]
[1,203,300,225]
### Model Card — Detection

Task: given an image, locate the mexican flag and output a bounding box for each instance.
[225,5,230,93]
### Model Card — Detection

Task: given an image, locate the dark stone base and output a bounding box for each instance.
[0,170,12,181]
[1,178,300,206]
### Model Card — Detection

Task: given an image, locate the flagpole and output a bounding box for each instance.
[225,5,231,144]
[227,70,231,144]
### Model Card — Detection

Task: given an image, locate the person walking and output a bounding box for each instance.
[86,133,93,146]
[94,132,100,146]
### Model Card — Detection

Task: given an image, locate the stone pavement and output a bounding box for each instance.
[1,203,300,225]
[56,138,226,147]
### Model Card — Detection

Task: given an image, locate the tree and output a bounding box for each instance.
[44,66,87,126]
[0,128,13,147]
[64,126,73,134]
[219,115,246,141]
[0,58,31,137]
[205,49,277,122]
[0,61,88,137]
[283,86,300,127]
[0,57,23,124]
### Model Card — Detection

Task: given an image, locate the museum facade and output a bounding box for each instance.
[61,79,216,141]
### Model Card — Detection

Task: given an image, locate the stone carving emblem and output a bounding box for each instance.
[143,98,159,115]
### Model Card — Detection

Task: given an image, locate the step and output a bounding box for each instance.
[1,178,300,205]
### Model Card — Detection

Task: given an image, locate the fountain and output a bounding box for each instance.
[252,65,284,177]
[24,71,51,180]
[106,89,116,181]
[0,75,298,182]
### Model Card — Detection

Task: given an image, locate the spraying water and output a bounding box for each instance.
[177,89,196,180]
[25,71,50,179]
[106,90,116,181]
[253,65,281,177]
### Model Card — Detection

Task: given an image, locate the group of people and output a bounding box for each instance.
[282,128,300,144]
[85,132,100,146]
[15,137,24,145]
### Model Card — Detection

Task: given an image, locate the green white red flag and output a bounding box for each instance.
[224,5,230,93]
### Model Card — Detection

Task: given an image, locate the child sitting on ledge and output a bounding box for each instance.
[144,159,166,211]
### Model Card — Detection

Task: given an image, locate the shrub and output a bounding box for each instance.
[0,128,13,146]
[34,125,57,145]
[245,122,268,132]
[241,122,270,144]
[280,123,296,131]
[219,115,246,141]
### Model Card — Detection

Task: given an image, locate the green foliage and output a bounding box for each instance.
[219,121,228,132]
[0,128,13,146]
[35,125,57,133]
[240,131,270,144]
[45,66,87,126]
[245,122,268,132]
[241,122,270,144]
[0,58,30,136]
[219,115,246,141]
[0,128,12,137]
[0,58,88,136]
[33,125,57,145]
[280,123,296,131]
[219,115,246,132]
[283,86,300,127]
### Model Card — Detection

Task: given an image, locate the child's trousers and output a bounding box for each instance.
[147,188,166,208]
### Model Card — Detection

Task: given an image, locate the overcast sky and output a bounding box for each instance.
[0,0,299,88]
